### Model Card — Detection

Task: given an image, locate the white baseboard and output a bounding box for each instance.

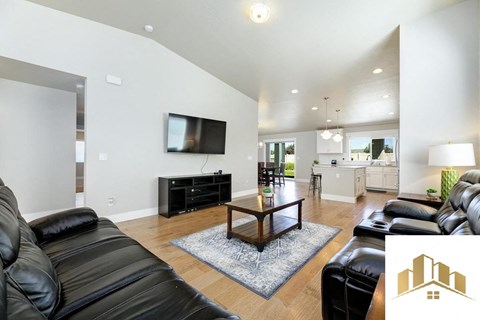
[24,188,259,224]
[320,194,357,204]
[106,207,158,223]
[295,179,309,183]
[23,207,71,222]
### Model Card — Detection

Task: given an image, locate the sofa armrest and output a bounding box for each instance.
[345,248,385,288]
[29,207,98,243]
[390,218,442,235]
[383,200,437,221]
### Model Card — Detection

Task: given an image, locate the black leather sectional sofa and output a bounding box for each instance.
[0,178,238,319]
[321,170,480,320]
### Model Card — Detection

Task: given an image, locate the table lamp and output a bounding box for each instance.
[428,142,476,201]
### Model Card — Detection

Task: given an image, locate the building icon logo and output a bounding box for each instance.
[397,254,471,300]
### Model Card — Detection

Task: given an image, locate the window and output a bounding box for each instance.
[347,130,398,162]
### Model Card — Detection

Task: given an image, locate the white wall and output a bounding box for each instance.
[258,131,317,181]
[0,79,76,213]
[0,1,258,220]
[399,0,479,194]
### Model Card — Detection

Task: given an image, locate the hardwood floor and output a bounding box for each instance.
[117,181,395,320]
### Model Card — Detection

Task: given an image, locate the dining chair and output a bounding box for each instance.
[274,162,286,185]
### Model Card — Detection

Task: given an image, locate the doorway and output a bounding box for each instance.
[264,140,295,178]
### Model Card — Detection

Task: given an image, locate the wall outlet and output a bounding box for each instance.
[107,197,115,207]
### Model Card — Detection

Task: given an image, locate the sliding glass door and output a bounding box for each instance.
[265,141,295,178]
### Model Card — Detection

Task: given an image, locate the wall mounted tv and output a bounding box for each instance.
[167,113,227,154]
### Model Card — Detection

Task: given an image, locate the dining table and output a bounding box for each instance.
[262,166,279,186]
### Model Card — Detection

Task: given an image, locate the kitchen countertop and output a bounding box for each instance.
[314,165,366,169]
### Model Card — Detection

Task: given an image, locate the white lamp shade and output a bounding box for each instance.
[321,130,333,140]
[428,143,476,167]
[333,132,343,142]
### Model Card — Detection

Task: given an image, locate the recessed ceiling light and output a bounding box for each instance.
[388,112,395,115]
[291,89,299,94]
[382,94,391,99]
[312,106,318,110]
[327,119,332,122]
[373,68,383,74]
[144,24,154,33]
[250,3,271,23]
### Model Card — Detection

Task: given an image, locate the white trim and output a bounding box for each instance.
[295,178,309,183]
[105,207,158,223]
[23,207,72,222]
[346,129,398,139]
[232,188,258,198]
[320,194,357,204]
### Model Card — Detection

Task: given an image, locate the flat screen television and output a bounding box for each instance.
[167,113,227,154]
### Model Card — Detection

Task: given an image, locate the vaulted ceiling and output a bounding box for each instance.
[28,0,465,134]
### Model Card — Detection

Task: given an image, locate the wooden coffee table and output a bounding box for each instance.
[225,194,305,252]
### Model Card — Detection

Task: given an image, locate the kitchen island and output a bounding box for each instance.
[312,165,366,203]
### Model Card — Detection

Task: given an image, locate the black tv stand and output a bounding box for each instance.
[158,173,232,218]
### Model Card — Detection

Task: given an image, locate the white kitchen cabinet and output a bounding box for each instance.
[355,169,366,196]
[383,167,399,190]
[316,129,343,154]
[366,167,383,189]
[366,167,398,190]
[312,165,365,203]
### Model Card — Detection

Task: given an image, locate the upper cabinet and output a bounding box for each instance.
[316,129,344,154]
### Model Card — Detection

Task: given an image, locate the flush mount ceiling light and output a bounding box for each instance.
[144,24,154,33]
[332,109,343,142]
[372,68,383,74]
[312,106,318,110]
[320,97,333,140]
[76,83,84,89]
[327,119,332,122]
[291,89,299,94]
[382,94,391,99]
[250,3,271,23]
[388,112,395,115]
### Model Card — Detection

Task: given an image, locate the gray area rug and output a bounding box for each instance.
[171,216,341,299]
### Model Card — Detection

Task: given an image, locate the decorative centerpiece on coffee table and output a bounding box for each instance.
[426,188,438,200]
[262,186,274,205]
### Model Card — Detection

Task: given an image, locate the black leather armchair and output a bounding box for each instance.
[322,170,480,320]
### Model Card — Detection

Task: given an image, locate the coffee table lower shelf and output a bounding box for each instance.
[227,215,299,252]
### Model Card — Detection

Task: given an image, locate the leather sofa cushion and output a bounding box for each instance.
[450,221,474,235]
[390,218,442,235]
[66,273,239,320]
[383,200,437,221]
[5,239,60,317]
[346,248,385,288]
[6,279,48,319]
[0,187,21,268]
[52,237,172,319]
[29,207,98,244]
[466,194,480,235]
[40,218,129,264]
[441,210,468,234]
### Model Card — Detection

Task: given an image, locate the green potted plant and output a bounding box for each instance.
[262,186,273,198]
[426,188,438,198]
[312,160,319,166]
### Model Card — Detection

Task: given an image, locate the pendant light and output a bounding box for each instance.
[320,97,333,140]
[333,109,343,142]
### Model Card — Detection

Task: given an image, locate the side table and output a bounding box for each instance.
[397,192,443,209]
